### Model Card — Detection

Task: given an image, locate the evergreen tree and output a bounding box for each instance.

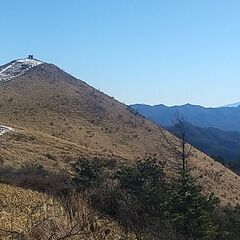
[169,171,219,240]
[162,115,220,239]
[215,205,240,240]
[116,156,169,216]
[73,158,104,190]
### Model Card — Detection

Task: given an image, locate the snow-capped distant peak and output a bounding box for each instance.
[0,56,43,82]
[222,102,240,108]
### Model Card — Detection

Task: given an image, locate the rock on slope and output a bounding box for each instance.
[0,59,240,205]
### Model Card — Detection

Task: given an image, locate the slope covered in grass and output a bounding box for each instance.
[0,62,240,206]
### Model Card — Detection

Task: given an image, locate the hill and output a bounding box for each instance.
[130,103,240,131]
[0,59,240,207]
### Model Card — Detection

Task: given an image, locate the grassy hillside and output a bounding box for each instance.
[0,63,240,207]
[0,183,136,240]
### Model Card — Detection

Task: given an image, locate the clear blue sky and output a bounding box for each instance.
[1,0,240,107]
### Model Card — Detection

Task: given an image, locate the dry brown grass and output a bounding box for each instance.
[0,184,137,240]
[0,183,62,239]
[0,63,240,207]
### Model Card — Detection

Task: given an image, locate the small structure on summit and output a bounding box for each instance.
[28,55,34,59]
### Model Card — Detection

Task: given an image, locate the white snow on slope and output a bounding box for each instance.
[0,58,42,82]
[222,102,240,108]
[0,125,15,136]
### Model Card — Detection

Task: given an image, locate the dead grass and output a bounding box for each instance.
[0,183,62,238]
[0,183,137,240]
[0,63,239,207]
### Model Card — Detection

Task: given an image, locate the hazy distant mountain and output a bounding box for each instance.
[167,122,240,163]
[222,102,240,108]
[130,103,240,132]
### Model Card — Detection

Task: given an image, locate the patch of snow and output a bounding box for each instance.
[0,125,15,136]
[0,58,43,82]
[222,102,240,108]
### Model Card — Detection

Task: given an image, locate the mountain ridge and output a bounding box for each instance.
[222,102,240,108]
[0,59,240,205]
[131,103,240,131]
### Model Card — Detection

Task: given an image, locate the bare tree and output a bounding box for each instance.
[160,112,193,174]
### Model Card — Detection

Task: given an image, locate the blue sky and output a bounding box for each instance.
[1,0,240,107]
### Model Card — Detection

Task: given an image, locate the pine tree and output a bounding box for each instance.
[162,115,220,239]
[169,171,219,240]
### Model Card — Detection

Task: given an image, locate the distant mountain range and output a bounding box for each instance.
[222,102,240,108]
[130,103,240,163]
[167,122,240,162]
[130,103,240,132]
